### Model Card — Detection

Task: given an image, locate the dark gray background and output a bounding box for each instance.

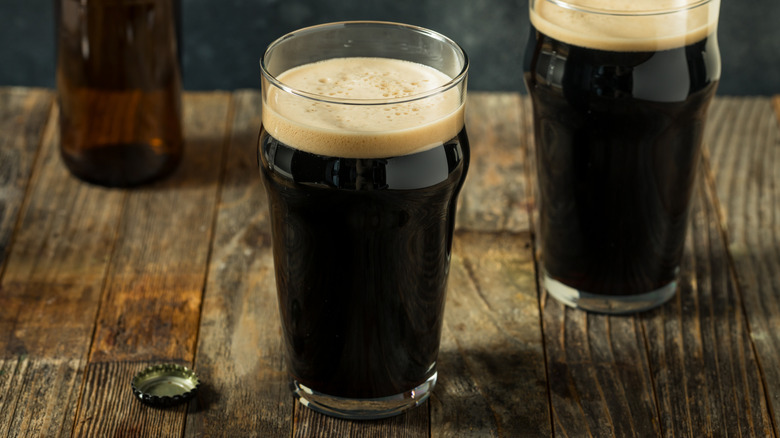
[3,0,778,95]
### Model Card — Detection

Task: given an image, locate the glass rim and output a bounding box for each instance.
[539,0,714,16]
[259,21,469,107]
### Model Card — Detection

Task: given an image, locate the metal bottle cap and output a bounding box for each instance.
[131,363,200,407]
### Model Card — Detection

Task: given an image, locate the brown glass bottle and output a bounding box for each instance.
[56,0,183,187]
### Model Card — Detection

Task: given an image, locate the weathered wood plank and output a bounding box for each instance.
[88,92,231,363]
[293,402,428,438]
[434,231,550,437]
[185,89,293,437]
[0,101,126,359]
[704,96,780,432]
[73,92,232,436]
[0,88,53,271]
[431,93,548,437]
[433,323,501,438]
[0,356,29,437]
[72,361,189,437]
[641,176,773,437]
[458,92,530,233]
[0,95,128,437]
[0,357,83,438]
[541,298,660,437]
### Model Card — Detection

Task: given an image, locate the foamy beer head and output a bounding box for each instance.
[260,22,468,158]
[530,0,720,52]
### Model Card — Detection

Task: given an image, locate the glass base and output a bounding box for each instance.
[291,372,437,420]
[543,272,678,314]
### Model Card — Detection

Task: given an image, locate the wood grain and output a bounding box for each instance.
[0,101,126,359]
[431,94,548,436]
[72,92,231,437]
[433,324,501,438]
[294,403,429,438]
[0,88,53,271]
[0,357,83,438]
[434,231,550,437]
[88,92,231,363]
[0,95,129,437]
[458,93,530,233]
[703,96,780,433]
[641,176,773,436]
[184,90,293,437]
[72,361,189,437]
[541,298,660,437]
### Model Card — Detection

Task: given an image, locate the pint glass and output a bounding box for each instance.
[258,22,469,419]
[524,1,721,313]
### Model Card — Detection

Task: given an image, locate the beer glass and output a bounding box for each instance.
[524,0,721,313]
[258,22,469,419]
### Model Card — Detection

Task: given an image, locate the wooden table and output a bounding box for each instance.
[1,87,779,437]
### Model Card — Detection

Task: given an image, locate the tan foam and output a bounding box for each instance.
[530,0,720,51]
[262,57,465,158]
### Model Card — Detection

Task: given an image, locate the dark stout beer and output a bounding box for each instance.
[259,55,468,404]
[56,0,182,187]
[524,1,721,309]
[259,130,467,398]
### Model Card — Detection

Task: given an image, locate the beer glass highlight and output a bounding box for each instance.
[258,22,469,419]
[524,0,721,313]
